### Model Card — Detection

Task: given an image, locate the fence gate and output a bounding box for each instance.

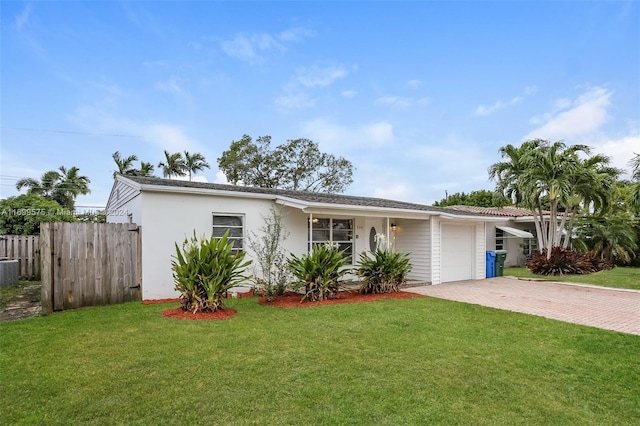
[41,222,142,314]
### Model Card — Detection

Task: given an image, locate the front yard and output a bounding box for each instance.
[1,296,638,425]
[505,266,640,290]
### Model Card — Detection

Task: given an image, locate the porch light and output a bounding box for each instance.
[390,223,397,231]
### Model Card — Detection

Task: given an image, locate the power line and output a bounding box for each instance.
[1,126,141,138]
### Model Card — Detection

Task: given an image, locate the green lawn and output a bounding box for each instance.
[1,297,638,425]
[504,266,640,290]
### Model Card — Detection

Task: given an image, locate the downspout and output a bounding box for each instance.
[309,213,313,252]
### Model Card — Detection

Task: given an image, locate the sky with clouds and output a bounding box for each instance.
[1,1,638,208]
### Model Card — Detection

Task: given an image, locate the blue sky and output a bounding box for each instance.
[1,1,638,209]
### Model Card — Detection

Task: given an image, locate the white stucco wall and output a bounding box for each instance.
[138,191,308,300]
[486,221,536,267]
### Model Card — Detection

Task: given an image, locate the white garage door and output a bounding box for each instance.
[441,224,474,282]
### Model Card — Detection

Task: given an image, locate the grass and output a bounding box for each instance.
[0,280,39,309]
[1,297,639,425]
[504,266,640,290]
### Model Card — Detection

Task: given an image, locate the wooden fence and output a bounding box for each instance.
[41,222,141,314]
[0,235,40,280]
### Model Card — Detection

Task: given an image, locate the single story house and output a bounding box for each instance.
[446,205,545,267]
[106,175,501,300]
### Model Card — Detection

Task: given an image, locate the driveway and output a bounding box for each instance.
[405,277,640,335]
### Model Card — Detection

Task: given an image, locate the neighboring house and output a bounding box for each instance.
[106,175,498,300]
[447,206,546,267]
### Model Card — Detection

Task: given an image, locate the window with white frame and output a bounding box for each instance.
[308,218,354,263]
[523,229,538,255]
[212,214,244,254]
[495,228,504,250]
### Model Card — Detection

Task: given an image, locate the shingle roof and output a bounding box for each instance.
[121,175,487,216]
[446,205,542,217]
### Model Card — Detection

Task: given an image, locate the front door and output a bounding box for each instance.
[364,218,386,252]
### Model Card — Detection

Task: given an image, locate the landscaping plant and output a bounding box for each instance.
[172,231,251,312]
[247,207,292,301]
[526,247,610,276]
[358,248,413,294]
[287,243,350,301]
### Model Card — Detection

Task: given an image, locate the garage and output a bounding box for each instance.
[441,224,475,282]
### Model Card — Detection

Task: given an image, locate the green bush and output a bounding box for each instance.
[171,231,252,312]
[288,243,350,302]
[357,249,412,294]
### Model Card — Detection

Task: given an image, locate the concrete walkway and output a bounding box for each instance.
[405,277,640,335]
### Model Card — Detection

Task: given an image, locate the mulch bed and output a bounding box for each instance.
[155,289,423,320]
[259,290,425,308]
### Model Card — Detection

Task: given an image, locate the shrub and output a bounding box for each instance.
[172,231,252,312]
[526,247,611,276]
[247,207,292,301]
[358,249,412,294]
[287,243,350,302]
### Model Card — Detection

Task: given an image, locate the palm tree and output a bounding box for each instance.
[630,153,640,213]
[112,151,139,177]
[575,215,637,264]
[157,150,187,178]
[16,170,61,199]
[136,161,155,177]
[55,166,91,209]
[489,140,619,258]
[16,166,91,209]
[183,151,210,181]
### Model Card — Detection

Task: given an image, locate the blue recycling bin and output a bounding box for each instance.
[486,251,496,278]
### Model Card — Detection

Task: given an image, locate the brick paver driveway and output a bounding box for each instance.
[406,278,640,335]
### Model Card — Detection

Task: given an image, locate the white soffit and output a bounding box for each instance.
[496,226,534,239]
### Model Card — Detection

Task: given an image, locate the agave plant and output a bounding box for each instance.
[287,243,350,302]
[357,249,412,294]
[172,231,252,312]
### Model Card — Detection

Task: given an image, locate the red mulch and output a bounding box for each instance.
[152,289,422,320]
[259,290,425,308]
[161,307,237,321]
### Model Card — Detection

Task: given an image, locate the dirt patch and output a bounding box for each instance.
[162,307,237,320]
[0,285,42,322]
[260,290,425,308]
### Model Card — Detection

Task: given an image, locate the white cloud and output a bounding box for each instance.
[300,118,395,152]
[373,183,413,201]
[14,4,32,30]
[525,87,611,140]
[221,26,313,63]
[274,92,315,111]
[407,79,422,89]
[592,134,640,179]
[155,77,185,96]
[296,65,349,88]
[68,100,201,153]
[214,170,229,184]
[221,33,284,63]
[341,89,357,98]
[278,26,314,42]
[475,86,536,116]
[375,96,430,108]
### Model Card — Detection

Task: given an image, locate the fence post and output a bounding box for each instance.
[40,224,53,315]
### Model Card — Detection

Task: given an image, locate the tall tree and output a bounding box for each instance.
[629,153,640,213]
[135,161,155,177]
[489,140,619,258]
[16,166,91,209]
[433,189,511,207]
[157,150,187,178]
[183,151,210,181]
[217,135,354,193]
[112,151,139,177]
